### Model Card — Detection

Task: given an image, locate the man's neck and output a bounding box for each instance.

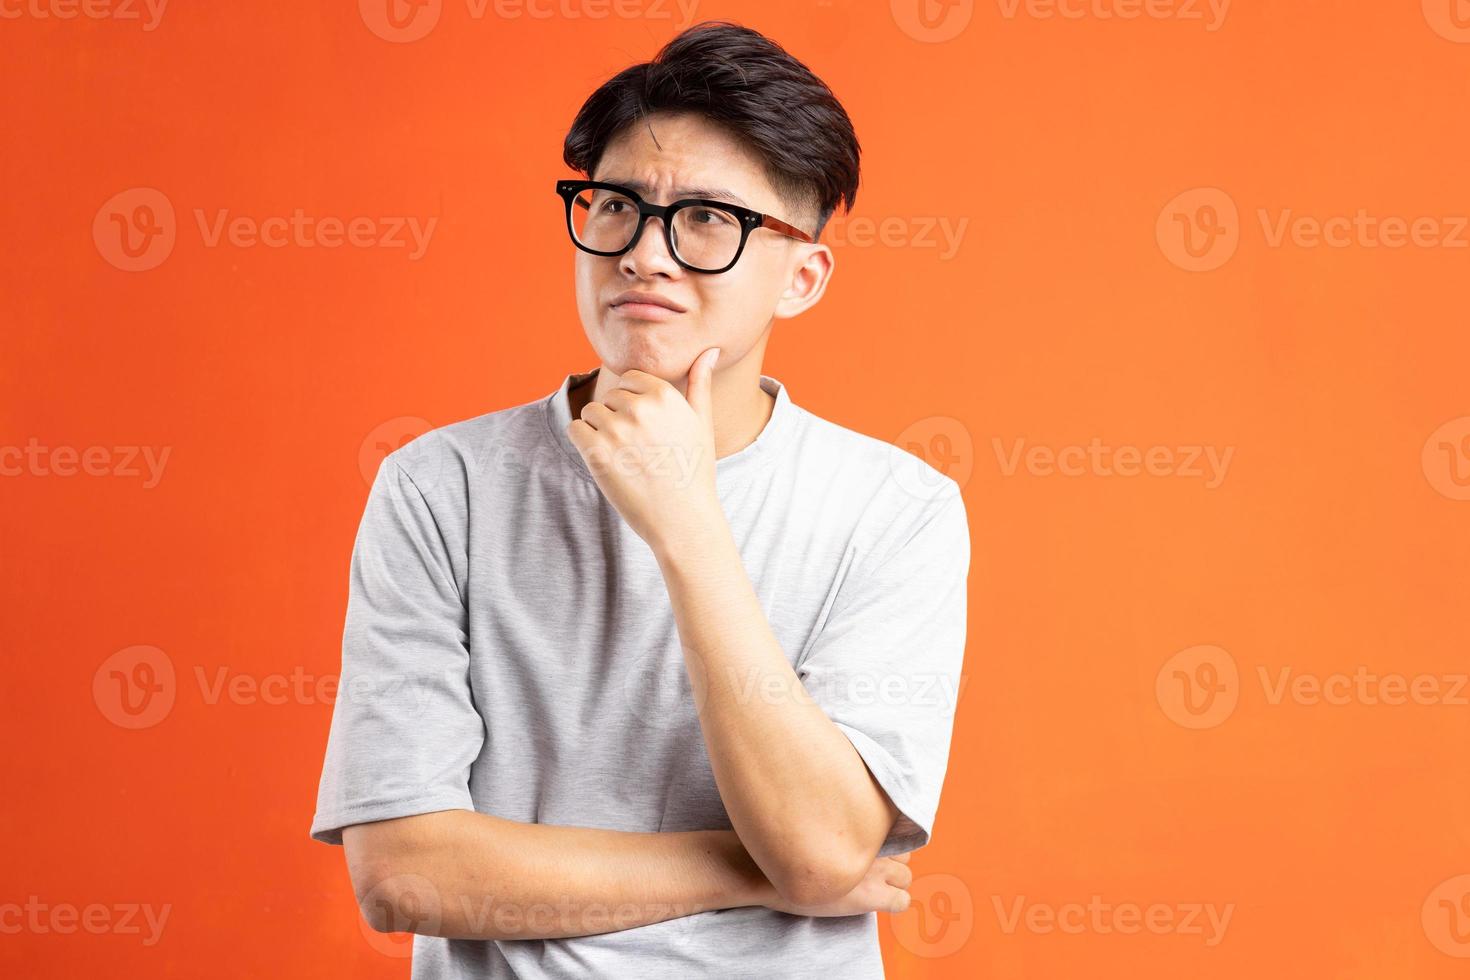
[567,364,776,461]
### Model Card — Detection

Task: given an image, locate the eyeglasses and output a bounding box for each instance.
[555,179,815,274]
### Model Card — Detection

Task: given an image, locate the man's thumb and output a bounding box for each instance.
[685,347,720,420]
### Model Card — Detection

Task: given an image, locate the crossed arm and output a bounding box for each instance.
[343,514,904,939]
[344,811,911,941]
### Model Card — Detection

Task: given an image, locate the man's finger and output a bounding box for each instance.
[683,347,720,422]
[613,369,662,394]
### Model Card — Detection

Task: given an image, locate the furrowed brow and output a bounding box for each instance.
[611,179,749,208]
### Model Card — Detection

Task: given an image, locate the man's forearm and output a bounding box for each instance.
[348,809,775,941]
[651,518,897,906]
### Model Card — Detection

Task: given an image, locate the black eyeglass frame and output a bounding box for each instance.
[555,179,816,274]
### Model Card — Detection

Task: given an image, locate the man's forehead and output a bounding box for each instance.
[597,177,753,208]
[594,116,770,207]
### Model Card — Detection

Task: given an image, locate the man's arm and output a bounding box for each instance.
[342,810,912,940]
[651,521,900,909]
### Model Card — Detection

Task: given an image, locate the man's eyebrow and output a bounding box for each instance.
[609,179,749,207]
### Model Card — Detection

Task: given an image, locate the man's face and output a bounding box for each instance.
[573,111,824,383]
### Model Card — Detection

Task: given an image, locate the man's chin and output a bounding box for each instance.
[605,355,685,384]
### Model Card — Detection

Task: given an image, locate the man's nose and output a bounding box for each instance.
[620,214,682,277]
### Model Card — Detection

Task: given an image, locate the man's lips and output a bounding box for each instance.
[611,301,685,320]
[610,291,687,313]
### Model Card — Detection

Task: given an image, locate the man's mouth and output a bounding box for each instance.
[611,302,684,320]
[610,290,687,321]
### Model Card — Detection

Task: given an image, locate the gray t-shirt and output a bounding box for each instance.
[311,367,971,979]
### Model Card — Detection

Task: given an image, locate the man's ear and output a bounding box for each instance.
[773,244,834,321]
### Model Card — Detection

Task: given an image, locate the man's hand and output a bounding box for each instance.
[764,852,914,918]
[565,349,723,551]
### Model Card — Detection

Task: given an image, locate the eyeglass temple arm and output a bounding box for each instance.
[761,214,815,244]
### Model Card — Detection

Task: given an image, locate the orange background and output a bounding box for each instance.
[4,2,1469,978]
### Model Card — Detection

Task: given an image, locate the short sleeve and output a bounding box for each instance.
[309,455,485,846]
[795,481,971,857]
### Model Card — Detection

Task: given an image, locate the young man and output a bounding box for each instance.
[311,20,970,979]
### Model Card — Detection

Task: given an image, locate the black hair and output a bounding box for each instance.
[561,20,860,240]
